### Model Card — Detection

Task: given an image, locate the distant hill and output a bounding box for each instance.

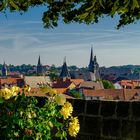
[104,65,140,73]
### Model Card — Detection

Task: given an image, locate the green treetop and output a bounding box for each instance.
[102,80,115,89]
[1,0,140,29]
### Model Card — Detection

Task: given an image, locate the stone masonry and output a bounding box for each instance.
[68,99,140,140]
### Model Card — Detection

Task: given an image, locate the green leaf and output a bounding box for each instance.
[79,12,89,20]
[9,0,19,10]
[132,0,140,10]
[0,98,4,103]
[99,0,105,8]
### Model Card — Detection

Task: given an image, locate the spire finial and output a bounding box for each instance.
[38,55,41,65]
[64,56,66,63]
[90,45,93,63]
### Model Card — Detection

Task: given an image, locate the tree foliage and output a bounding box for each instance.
[48,65,59,81]
[69,89,83,99]
[102,80,115,89]
[1,0,140,28]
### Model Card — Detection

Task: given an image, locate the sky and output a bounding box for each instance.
[0,6,140,67]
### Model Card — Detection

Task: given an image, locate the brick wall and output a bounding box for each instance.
[69,100,140,140]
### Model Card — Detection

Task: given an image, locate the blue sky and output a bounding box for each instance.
[0,6,140,67]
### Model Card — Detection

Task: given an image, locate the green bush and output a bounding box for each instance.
[102,80,115,89]
[0,86,80,140]
[69,89,83,99]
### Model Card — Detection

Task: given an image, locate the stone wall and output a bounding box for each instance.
[69,100,140,140]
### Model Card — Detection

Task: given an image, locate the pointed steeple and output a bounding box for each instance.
[90,46,93,64]
[87,47,100,79]
[94,55,99,70]
[88,46,94,72]
[60,57,70,80]
[38,55,41,66]
[37,55,43,75]
[2,61,7,76]
[94,55,97,63]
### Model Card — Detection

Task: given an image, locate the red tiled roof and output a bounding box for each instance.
[52,78,84,88]
[25,88,74,99]
[79,81,104,90]
[52,80,72,88]
[54,88,68,94]
[82,88,140,101]
[0,77,24,85]
[70,79,84,86]
[82,89,124,100]
[120,80,140,88]
[123,89,140,100]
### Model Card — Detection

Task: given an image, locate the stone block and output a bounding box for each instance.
[76,135,100,140]
[86,100,100,115]
[135,121,140,139]
[116,102,130,118]
[101,101,117,117]
[84,116,101,136]
[102,119,120,137]
[78,116,84,133]
[73,99,86,114]
[121,120,135,138]
[100,137,118,140]
[132,102,140,119]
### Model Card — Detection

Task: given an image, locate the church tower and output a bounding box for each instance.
[93,55,99,72]
[88,46,94,72]
[93,55,100,79]
[88,47,100,80]
[59,57,71,80]
[2,62,7,76]
[37,55,43,75]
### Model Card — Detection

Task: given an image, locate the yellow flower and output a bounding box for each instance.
[60,102,73,119]
[11,86,20,96]
[52,89,58,95]
[31,112,37,118]
[0,87,20,100]
[24,85,31,92]
[55,94,66,105]
[27,112,32,119]
[1,88,13,100]
[68,117,80,137]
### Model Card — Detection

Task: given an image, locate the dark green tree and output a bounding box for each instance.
[1,0,140,29]
[102,80,115,89]
[48,65,58,81]
[69,89,83,99]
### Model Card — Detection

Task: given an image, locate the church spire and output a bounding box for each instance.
[88,46,94,72]
[59,57,70,80]
[38,55,41,66]
[90,46,93,64]
[2,61,7,76]
[37,55,43,75]
[94,55,97,63]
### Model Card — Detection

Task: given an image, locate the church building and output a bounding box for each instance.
[2,62,7,76]
[70,47,100,81]
[36,55,44,75]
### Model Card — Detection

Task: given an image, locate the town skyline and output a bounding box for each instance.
[1,6,140,67]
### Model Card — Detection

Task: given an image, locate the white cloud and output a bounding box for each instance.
[0,19,140,66]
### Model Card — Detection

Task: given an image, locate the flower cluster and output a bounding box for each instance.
[55,94,66,105]
[0,86,20,100]
[24,85,31,92]
[68,117,80,137]
[0,86,80,139]
[60,101,73,119]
